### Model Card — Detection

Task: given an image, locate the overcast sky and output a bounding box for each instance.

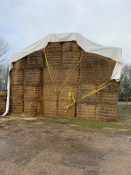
[0,0,131,64]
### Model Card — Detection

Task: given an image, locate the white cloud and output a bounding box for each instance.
[0,0,131,64]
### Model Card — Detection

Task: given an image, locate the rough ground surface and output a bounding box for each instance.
[0,102,131,175]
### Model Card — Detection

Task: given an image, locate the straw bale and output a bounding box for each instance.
[43,100,56,116]
[0,98,6,115]
[45,42,62,66]
[76,103,96,120]
[24,101,42,116]
[43,85,57,101]
[62,42,81,66]
[58,100,75,118]
[10,85,23,100]
[10,100,23,114]
[59,86,77,101]
[13,57,27,70]
[24,68,43,86]
[62,41,81,53]
[46,42,61,52]
[62,53,81,66]
[10,69,24,85]
[79,50,116,83]
[96,92,118,105]
[27,50,44,68]
[77,83,97,104]
[24,86,43,101]
[95,104,117,121]
[43,66,79,86]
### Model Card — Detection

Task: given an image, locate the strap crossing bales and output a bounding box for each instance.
[43,47,114,113]
[63,80,114,112]
[43,48,85,95]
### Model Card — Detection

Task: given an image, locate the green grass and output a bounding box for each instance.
[123,109,131,115]
[49,119,131,130]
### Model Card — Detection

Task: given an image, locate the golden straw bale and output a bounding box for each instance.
[43,66,79,86]
[76,103,96,120]
[24,68,43,86]
[27,50,44,68]
[58,100,75,118]
[95,104,117,121]
[59,86,77,101]
[10,69,24,85]
[24,101,42,116]
[46,42,61,53]
[10,85,23,100]
[0,98,6,115]
[62,42,81,66]
[43,85,57,101]
[24,86,43,101]
[62,41,81,53]
[10,100,23,114]
[45,42,62,66]
[43,100,57,117]
[77,83,96,104]
[13,57,27,70]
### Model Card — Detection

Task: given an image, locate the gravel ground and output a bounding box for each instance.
[0,103,131,175]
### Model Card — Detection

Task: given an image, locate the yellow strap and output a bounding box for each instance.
[44,48,85,94]
[68,90,72,104]
[60,52,85,93]
[63,81,113,112]
[71,92,75,102]
[44,48,56,91]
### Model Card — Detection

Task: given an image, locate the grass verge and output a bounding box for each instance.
[49,118,131,130]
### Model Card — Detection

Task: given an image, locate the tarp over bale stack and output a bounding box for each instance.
[1,33,123,121]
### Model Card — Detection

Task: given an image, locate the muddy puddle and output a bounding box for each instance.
[0,137,6,150]
[33,138,104,159]
[125,136,131,142]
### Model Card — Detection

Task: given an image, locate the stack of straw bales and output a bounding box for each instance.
[76,50,119,121]
[10,58,26,114]
[24,51,44,116]
[9,41,119,121]
[0,98,6,115]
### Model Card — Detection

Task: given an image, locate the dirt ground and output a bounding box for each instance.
[0,103,131,175]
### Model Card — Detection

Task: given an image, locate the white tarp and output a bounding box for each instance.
[2,33,123,116]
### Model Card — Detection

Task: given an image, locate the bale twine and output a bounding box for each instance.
[0,98,6,115]
[24,68,43,86]
[27,50,44,68]
[13,57,27,70]
[10,69,24,85]
[10,99,23,114]
[10,85,23,100]
[24,101,42,116]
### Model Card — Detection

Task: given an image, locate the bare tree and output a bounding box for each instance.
[0,36,10,64]
[0,36,10,90]
[119,64,131,100]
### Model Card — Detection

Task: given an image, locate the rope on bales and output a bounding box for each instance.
[63,80,114,112]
